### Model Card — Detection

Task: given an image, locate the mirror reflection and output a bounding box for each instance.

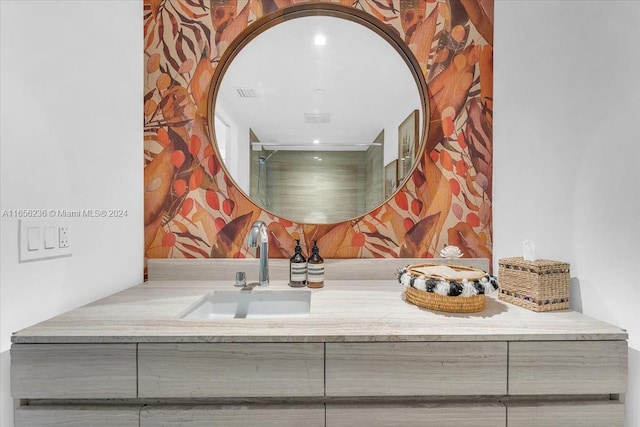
[214,14,423,224]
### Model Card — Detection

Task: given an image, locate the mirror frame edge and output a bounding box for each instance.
[206,2,430,225]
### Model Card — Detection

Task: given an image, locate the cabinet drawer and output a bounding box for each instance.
[15,406,140,427]
[10,344,137,398]
[508,341,627,395]
[326,342,507,396]
[326,403,505,427]
[138,343,324,398]
[140,405,325,427]
[506,400,625,427]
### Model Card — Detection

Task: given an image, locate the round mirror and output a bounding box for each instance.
[210,5,428,224]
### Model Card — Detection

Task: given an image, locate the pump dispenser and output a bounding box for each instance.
[307,240,324,288]
[289,239,307,287]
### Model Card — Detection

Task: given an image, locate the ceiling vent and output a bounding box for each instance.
[236,87,257,98]
[304,113,331,123]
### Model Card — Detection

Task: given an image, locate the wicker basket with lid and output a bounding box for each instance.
[498,257,570,312]
[400,263,497,313]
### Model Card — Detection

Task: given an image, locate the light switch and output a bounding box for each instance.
[44,227,56,249]
[20,219,72,262]
[27,227,40,251]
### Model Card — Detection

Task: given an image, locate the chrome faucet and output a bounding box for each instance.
[247,221,269,287]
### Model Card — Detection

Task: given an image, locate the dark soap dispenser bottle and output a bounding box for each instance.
[289,239,307,287]
[307,240,324,288]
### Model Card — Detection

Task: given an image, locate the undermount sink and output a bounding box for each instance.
[180,290,311,320]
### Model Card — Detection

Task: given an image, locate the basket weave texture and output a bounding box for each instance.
[498,257,570,312]
[403,263,488,313]
[405,286,486,313]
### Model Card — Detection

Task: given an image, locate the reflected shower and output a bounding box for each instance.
[257,150,278,209]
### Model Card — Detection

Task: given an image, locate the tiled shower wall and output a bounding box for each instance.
[252,150,385,224]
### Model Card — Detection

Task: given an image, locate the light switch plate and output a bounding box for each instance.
[19,219,72,262]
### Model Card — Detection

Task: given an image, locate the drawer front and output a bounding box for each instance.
[326,342,507,396]
[506,401,625,427]
[508,341,627,395]
[140,405,325,427]
[326,403,505,427]
[15,406,140,427]
[138,343,324,398]
[10,344,137,398]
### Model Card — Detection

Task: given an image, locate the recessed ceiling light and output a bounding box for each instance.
[313,139,320,144]
[314,34,326,46]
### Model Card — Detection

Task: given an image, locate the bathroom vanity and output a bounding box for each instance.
[11,259,628,427]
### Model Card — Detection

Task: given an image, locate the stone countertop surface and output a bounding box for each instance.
[11,280,628,344]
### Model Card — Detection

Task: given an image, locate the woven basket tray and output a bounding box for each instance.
[403,263,489,313]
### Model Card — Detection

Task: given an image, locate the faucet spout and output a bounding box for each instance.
[247,221,269,286]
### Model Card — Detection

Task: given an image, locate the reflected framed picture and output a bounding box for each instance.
[384,159,398,198]
[398,109,419,181]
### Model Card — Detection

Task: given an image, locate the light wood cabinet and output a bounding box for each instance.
[8,265,629,426]
[14,406,140,427]
[508,341,628,395]
[140,405,325,427]
[138,343,324,398]
[326,403,506,427]
[505,400,626,427]
[10,344,137,398]
[326,342,507,396]
[10,340,627,427]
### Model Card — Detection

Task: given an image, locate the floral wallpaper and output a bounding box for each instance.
[143,0,493,261]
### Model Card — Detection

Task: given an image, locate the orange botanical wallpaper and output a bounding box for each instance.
[144,0,493,261]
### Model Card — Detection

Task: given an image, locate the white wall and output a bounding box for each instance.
[215,100,251,193]
[0,2,143,427]
[494,1,640,426]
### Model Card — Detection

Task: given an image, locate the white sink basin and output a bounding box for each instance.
[180,290,311,320]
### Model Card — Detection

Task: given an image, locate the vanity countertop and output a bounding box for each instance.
[11,280,627,344]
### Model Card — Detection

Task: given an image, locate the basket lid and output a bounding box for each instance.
[406,264,486,281]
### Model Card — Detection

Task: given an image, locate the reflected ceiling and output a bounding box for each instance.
[216,15,420,151]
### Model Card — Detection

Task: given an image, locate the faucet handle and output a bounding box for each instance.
[247,220,267,247]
